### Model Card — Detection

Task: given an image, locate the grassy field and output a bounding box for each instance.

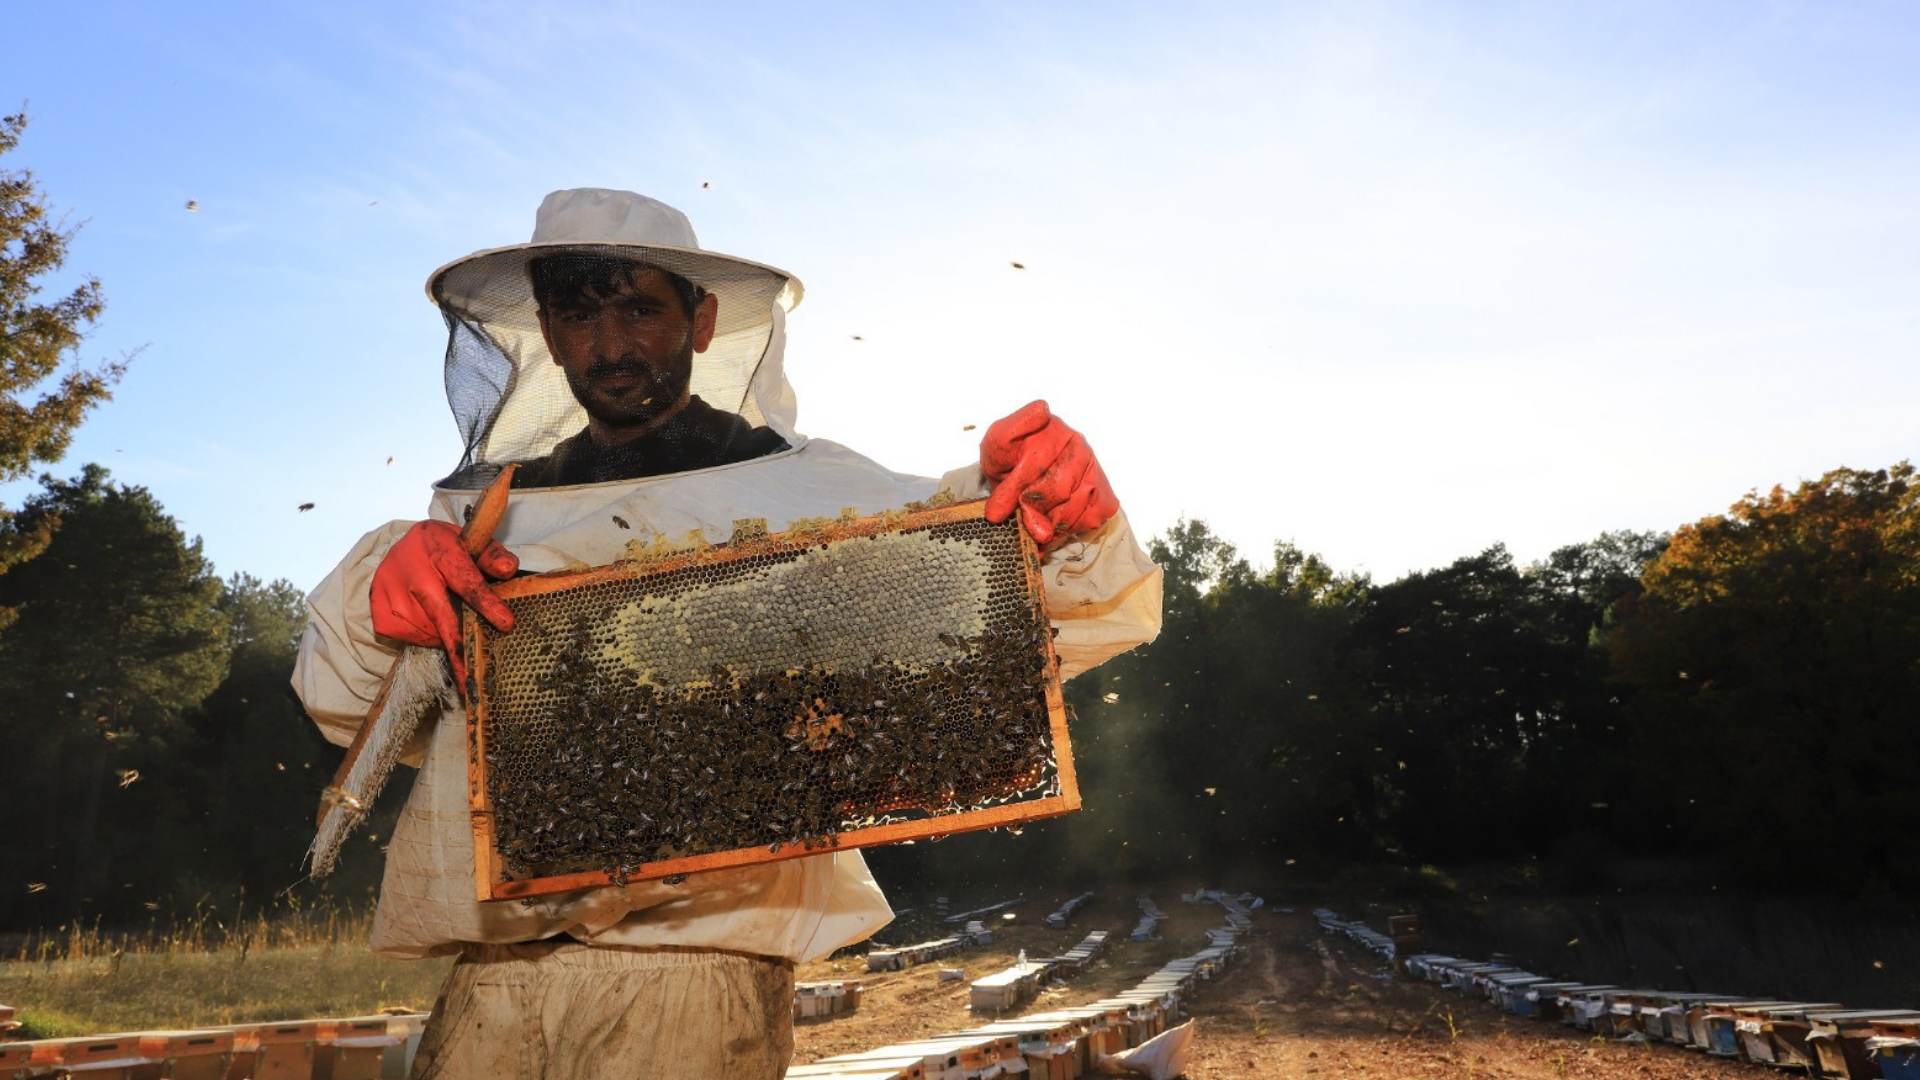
[0,902,450,1038]
[1,890,1211,1044]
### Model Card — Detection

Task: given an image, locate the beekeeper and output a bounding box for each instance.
[293,188,1163,1080]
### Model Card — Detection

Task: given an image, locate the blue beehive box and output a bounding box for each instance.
[1706,1000,1793,1059]
[1871,1016,1920,1080]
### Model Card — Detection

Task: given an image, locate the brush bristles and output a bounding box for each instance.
[306,646,452,879]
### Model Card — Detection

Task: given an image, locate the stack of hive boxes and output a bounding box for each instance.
[1129,896,1164,942]
[1369,907,1920,1080]
[1043,893,1094,929]
[0,1012,429,1080]
[969,931,1111,1013]
[795,894,1252,1079]
[794,981,865,1021]
[866,936,967,974]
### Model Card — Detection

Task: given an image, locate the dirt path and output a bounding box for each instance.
[1181,908,1772,1079]
[795,897,1777,1079]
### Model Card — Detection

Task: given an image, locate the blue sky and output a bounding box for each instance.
[6,1,1919,591]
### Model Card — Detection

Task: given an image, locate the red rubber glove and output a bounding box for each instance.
[980,400,1120,545]
[370,520,519,686]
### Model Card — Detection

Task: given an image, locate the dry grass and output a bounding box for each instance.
[0,899,450,1038]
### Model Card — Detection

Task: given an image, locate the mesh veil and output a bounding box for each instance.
[432,242,803,489]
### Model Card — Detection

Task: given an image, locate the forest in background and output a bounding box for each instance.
[0,465,391,928]
[870,460,1920,904]
[3,456,1919,928]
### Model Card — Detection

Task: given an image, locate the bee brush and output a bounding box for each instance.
[307,465,517,878]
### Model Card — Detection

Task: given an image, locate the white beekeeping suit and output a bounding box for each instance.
[293,189,1163,963]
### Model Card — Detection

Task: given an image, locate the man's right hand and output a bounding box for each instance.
[370,520,519,668]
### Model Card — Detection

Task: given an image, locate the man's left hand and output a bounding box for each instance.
[980,399,1120,545]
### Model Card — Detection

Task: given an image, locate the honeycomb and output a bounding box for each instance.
[466,502,1067,890]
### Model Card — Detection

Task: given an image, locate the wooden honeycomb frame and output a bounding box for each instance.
[461,500,1078,901]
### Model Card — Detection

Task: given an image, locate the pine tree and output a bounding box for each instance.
[0,466,228,919]
[0,109,129,618]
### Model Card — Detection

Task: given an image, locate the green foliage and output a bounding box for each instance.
[0,466,230,921]
[1336,537,1662,865]
[184,574,375,901]
[1533,530,1669,647]
[0,466,407,930]
[1057,523,1369,877]
[0,111,127,594]
[1050,523,1672,882]
[0,466,229,739]
[876,518,1672,895]
[1611,464,1920,887]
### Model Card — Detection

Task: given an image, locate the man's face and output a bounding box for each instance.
[538,266,719,438]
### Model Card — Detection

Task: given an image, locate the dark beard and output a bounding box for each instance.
[531,397,792,484]
[569,339,695,433]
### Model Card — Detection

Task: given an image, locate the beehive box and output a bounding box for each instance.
[1519,982,1581,1021]
[785,1058,926,1080]
[26,1035,153,1078]
[1760,1003,1846,1071]
[1809,1010,1920,1079]
[1707,1000,1791,1058]
[1599,989,1660,1038]
[1871,1016,1920,1080]
[1684,1000,1722,1048]
[971,964,1046,1012]
[1487,973,1549,1014]
[0,1041,31,1080]
[1387,913,1423,953]
[1562,986,1620,1032]
[313,1016,399,1080]
[1736,1002,1843,1066]
[133,1030,234,1080]
[463,500,1075,900]
[220,1019,318,1080]
[1645,993,1722,1044]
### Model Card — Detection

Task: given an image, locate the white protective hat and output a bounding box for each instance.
[427,189,806,486]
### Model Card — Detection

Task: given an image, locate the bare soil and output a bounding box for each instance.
[793,896,1775,1079]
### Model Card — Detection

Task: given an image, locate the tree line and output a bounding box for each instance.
[876,463,1920,900]
[998,463,1920,897]
[10,459,1918,929]
[0,466,387,927]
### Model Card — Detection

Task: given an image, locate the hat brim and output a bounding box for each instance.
[427,241,803,338]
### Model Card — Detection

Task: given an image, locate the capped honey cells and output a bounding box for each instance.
[465,505,1069,889]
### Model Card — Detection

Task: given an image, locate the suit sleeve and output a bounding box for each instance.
[292,520,415,748]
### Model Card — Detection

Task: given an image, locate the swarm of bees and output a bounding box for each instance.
[477,515,1059,883]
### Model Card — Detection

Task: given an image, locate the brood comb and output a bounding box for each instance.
[461,499,1076,900]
